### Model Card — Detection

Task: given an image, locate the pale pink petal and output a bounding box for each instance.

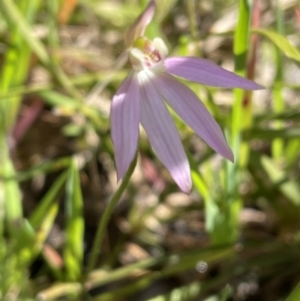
[165,57,263,90]
[111,72,140,180]
[152,73,233,161]
[125,0,156,48]
[139,72,191,193]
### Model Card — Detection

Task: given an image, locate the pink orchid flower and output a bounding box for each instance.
[111,0,262,193]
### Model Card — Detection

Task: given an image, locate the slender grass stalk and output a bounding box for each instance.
[239,0,260,168]
[272,0,285,160]
[285,283,300,301]
[0,70,127,99]
[231,0,250,147]
[0,135,22,236]
[64,159,84,281]
[223,0,251,245]
[0,0,82,101]
[86,153,138,274]
[186,0,199,42]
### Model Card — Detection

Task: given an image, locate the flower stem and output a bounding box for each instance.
[86,154,137,274]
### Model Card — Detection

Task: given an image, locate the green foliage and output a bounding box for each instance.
[285,283,300,301]
[253,28,300,62]
[64,159,84,281]
[0,0,300,300]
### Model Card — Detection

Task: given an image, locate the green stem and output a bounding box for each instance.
[186,0,199,42]
[86,154,137,274]
[186,0,201,58]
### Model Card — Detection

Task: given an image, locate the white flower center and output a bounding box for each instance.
[129,37,168,72]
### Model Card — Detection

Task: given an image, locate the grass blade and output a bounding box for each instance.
[64,158,84,281]
[272,2,285,159]
[252,28,300,62]
[285,283,300,301]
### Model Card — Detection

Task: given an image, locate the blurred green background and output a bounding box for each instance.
[0,0,300,300]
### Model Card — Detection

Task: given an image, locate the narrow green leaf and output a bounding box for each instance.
[0,0,37,238]
[0,70,127,99]
[261,155,300,205]
[39,90,80,109]
[29,171,68,229]
[231,0,250,160]
[189,151,240,245]
[34,201,59,252]
[0,0,50,65]
[255,109,300,123]
[285,139,300,169]
[0,138,22,236]
[223,0,251,246]
[272,4,285,159]
[252,28,300,62]
[233,0,250,75]
[245,127,300,140]
[3,158,22,227]
[64,159,84,281]
[220,285,232,301]
[38,90,103,130]
[205,194,241,245]
[187,151,209,199]
[285,283,300,301]
[0,167,5,239]
[0,0,83,100]
[15,201,59,269]
[12,171,68,262]
[146,282,202,301]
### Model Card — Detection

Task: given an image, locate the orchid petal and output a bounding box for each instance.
[111,72,140,180]
[139,71,191,193]
[152,73,233,161]
[165,57,263,90]
[125,0,156,48]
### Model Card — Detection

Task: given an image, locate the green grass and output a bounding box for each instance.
[0,0,300,300]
